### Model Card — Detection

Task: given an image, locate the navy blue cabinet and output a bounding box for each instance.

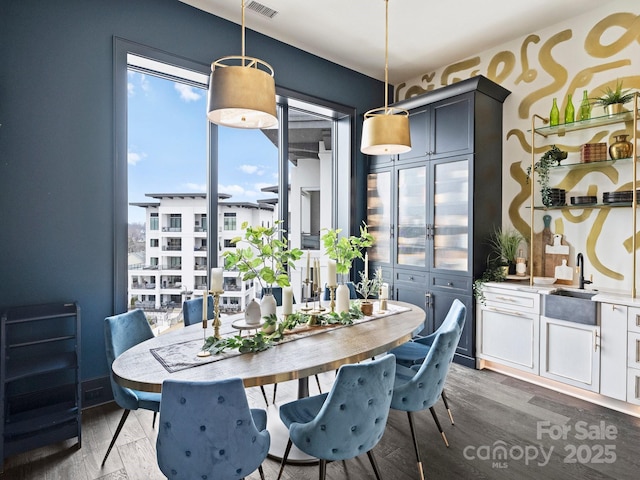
[1,303,81,471]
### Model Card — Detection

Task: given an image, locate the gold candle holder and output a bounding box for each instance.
[328,285,336,313]
[212,290,224,340]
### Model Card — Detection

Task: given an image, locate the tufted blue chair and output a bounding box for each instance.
[323,281,358,301]
[390,299,466,479]
[102,309,162,466]
[182,295,213,327]
[389,298,466,426]
[276,354,396,480]
[157,378,270,480]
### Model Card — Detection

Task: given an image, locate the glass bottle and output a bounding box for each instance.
[549,98,559,126]
[579,90,591,121]
[564,93,575,124]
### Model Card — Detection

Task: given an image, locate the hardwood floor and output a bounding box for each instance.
[2,363,639,479]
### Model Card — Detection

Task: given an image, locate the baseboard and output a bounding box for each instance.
[81,376,113,409]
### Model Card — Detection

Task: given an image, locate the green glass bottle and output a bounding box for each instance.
[565,93,575,124]
[579,90,591,121]
[549,98,559,126]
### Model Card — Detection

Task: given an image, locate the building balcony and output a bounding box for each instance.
[162,227,182,232]
[162,246,182,251]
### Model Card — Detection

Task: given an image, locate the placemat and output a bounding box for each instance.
[150,302,410,373]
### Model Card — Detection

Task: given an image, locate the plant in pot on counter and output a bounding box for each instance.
[526,145,567,207]
[487,227,525,275]
[593,80,635,116]
[355,267,383,316]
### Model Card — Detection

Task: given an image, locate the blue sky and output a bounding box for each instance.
[127,71,278,224]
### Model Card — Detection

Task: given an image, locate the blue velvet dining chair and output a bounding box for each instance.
[388,298,466,425]
[390,299,466,479]
[276,354,396,480]
[182,295,213,327]
[156,378,270,480]
[102,309,162,466]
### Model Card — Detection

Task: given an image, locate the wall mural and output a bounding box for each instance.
[397,4,640,291]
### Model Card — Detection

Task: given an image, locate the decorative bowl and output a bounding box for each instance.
[533,276,556,285]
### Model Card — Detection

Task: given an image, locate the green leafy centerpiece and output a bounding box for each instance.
[355,266,383,315]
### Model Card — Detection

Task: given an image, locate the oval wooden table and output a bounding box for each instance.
[112,301,425,463]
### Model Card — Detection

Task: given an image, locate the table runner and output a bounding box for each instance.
[150,302,411,373]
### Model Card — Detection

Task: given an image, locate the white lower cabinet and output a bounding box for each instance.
[600,303,628,400]
[628,307,640,405]
[478,305,539,373]
[540,316,600,392]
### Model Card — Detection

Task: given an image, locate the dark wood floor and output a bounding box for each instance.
[2,363,639,479]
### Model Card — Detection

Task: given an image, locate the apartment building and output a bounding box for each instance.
[128,193,275,315]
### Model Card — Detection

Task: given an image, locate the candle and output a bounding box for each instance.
[282,286,293,314]
[316,259,321,292]
[327,259,337,287]
[364,252,369,279]
[306,251,310,283]
[211,267,224,291]
[202,293,208,323]
[380,283,389,300]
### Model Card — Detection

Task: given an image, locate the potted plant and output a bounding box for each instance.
[355,267,383,315]
[321,223,374,313]
[526,145,567,207]
[487,227,525,275]
[223,221,303,329]
[593,80,635,116]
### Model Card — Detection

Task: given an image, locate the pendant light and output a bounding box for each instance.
[361,0,411,155]
[207,0,278,129]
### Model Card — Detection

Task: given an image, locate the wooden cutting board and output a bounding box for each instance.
[531,214,553,277]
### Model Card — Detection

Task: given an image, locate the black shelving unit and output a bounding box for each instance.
[1,302,81,471]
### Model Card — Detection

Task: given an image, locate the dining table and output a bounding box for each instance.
[112,300,425,462]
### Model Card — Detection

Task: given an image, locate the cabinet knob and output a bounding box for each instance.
[409,276,414,281]
[447,282,453,286]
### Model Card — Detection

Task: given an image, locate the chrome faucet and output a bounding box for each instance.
[576,253,592,289]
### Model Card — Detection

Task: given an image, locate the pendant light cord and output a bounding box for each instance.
[241,0,246,61]
[384,0,389,114]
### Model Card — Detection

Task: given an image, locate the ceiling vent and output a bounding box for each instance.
[246,1,278,19]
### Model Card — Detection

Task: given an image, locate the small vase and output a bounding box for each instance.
[549,97,559,126]
[605,103,626,116]
[335,283,350,314]
[360,301,374,316]
[245,298,261,325]
[564,94,575,124]
[609,134,633,160]
[579,90,591,121]
[260,291,277,331]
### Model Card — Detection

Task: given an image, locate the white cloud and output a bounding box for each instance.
[128,150,147,165]
[218,184,246,196]
[184,182,206,192]
[254,182,272,191]
[239,164,259,174]
[127,82,135,97]
[175,83,202,102]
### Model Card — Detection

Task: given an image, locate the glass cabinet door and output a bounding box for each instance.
[397,165,427,267]
[432,158,469,271]
[367,171,392,264]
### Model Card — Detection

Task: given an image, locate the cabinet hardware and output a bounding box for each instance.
[636,376,640,400]
[447,282,453,286]
[594,331,600,352]
[636,339,640,364]
[425,292,432,308]
[636,314,640,327]
[409,276,414,281]
[496,296,516,302]
[487,307,523,317]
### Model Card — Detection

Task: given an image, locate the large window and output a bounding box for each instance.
[115,39,353,314]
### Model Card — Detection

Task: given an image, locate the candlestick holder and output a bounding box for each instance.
[327,285,336,313]
[212,290,224,340]
[310,286,326,314]
[379,298,388,312]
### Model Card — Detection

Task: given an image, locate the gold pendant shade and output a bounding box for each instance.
[207,0,278,129]
[361,0,411,155]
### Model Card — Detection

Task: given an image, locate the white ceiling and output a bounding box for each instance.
[181,0,605,84]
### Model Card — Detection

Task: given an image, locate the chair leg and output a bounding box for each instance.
[429,406,449,447]
[406,411,425,480]
[366,450,383,480]
[258,464,266,480]
[441,389,454,425]
[276,438,293,480]
[314,374,322,394]
[260,386,269,406]
[152,411,157,428]
[101,409,130,466]
[272,383,278,405]
[319,459,327,480]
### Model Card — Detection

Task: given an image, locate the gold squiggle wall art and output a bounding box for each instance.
[397,4,640,290]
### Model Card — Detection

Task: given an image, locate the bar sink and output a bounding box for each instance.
[543,289,597,325]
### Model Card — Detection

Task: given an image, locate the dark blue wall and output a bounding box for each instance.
[0,0,381,381]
